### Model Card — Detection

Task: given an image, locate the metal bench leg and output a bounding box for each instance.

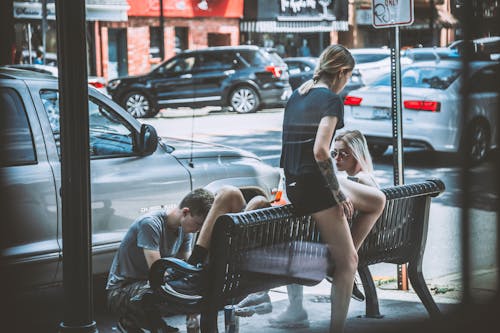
[200,309,219,333]
[358,265,383,318]
[408,262,441,318]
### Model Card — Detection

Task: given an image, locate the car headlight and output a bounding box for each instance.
[107,79,121,90]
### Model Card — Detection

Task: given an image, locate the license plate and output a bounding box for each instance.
[352,108,391,120]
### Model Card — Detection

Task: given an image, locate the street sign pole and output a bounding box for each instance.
[372,0,413,290]
[390,25,408,290]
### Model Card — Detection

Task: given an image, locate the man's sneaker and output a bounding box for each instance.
[162,273,203,300]
[235,302,273,317]
[116,317,144,333]
[236,292,271,308]
[268,307,309,328]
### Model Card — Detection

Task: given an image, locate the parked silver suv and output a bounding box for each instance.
[0,67,280,292]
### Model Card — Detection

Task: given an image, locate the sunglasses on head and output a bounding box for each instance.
[331,149,350,159]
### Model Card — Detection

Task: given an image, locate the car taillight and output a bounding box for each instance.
[344,96,362,106]
[89,81,105,89]
[403,100,441,112]
[265,65,282,78]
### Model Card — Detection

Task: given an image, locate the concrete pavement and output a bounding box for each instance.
[92,266,497,332]
[90,203,499,333]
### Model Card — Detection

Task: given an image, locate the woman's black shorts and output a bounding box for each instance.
[285,172,338,216]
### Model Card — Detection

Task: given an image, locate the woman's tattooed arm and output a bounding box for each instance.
[317,158,346,204]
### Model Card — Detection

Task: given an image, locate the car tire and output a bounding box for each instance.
[229,86,260,114]
[462,119,490,165]
[369,144,388,158]
[122,91,158,118]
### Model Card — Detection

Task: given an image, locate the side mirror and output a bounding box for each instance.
[137,124,158,156]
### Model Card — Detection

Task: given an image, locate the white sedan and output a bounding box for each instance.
[342,60,498,164]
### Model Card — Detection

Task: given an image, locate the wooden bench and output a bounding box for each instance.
[154,179,445,332]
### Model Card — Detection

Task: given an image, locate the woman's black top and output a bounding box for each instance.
[280,87,344,176]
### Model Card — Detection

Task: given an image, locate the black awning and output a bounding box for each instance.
[240,19,349,33]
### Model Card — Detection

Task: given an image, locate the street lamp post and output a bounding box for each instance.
[159,0,165,60]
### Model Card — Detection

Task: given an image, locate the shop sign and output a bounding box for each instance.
[14,1,56,20]
[278,0,347,20]
[372,0,414,28]
[13,1,128,22]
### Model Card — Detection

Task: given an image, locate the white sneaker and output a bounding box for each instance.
[268,307,309,328]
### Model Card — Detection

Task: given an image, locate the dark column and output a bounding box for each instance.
[159,0,165,59]
[55,0,97,332]
[0,0,14,65]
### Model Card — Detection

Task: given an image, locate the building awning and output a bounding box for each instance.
[13,0,129,22]
[240,20,349,33]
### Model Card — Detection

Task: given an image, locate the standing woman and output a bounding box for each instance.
[280,45,358,333]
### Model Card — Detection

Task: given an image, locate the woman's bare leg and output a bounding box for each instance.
[312,205,358,333]
[339,178,386,250]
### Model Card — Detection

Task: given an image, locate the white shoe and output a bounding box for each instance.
[268,307,309,328]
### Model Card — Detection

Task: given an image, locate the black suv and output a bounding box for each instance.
[107,45,292,117]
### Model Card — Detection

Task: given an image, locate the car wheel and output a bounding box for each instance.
[229,86,260,114]
[122,92,158,118]
[463,120,490,165]
[369,144,388,158]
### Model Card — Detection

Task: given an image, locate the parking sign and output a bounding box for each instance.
[372,0,414,28]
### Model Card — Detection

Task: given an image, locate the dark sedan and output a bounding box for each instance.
[284,57,364,98]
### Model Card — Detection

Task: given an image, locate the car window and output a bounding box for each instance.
[266,50,286,66]
[286,61,301,74]
[161,55,196,74]
[195,52,235,71]
[0,88,36,166]
[352,53,389,64]
[238,49,271,67]
[373,66,460,89]
[408,52,437,61]
[40,90,134,157]
[470,65,499,93]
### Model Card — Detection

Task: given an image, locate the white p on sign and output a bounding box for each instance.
[372,0,414,28]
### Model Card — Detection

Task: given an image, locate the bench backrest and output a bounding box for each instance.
[206,179,445,305]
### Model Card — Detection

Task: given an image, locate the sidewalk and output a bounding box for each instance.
[93,202,499,332]
[93,268,496,333]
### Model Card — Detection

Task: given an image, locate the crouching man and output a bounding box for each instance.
[106,186,270,333]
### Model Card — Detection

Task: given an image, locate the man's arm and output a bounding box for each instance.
[176,250,190,261]
[143,248,161,268]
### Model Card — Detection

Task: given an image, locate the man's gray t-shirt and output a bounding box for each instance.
[106,209,193,290]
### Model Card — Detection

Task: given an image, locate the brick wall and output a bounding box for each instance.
[124,16,240,75]
[127,26,151,75]
[100,27,109,79]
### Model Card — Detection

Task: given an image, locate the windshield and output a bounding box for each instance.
[372,66,460,89]
[352,53,389,64]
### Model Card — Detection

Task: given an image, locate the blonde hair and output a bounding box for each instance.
[335,130,374,174]
[298,44,355,95]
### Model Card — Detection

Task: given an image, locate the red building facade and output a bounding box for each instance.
[100,0,244,78]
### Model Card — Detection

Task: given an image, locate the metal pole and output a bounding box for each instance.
[27,23,33,64]
[429,0,436,45]
[55,0,97,331]
[159,0,165,60]
[391,25,408,290]
[42,0,47,64]
[459,0,473,307]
